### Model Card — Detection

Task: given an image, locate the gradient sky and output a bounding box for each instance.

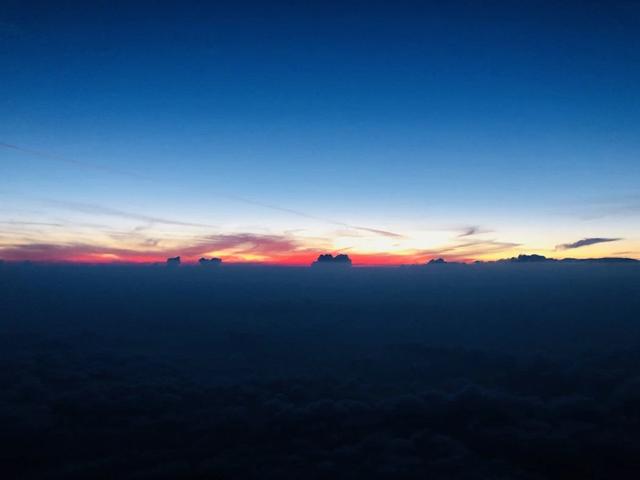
[1,1,639,264]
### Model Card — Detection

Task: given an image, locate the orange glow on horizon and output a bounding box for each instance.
[1,241,637,266]
[0,251,471,266]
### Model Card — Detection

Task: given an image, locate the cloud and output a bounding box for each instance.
[457,226,490,238]
[312,253,352,267]
[45,200,215,228]
[4,263,640,480]
[0,242,161,262]
[442,240,520,252]
[180,233,302,257]
[350,226,404,238]
[417,239,521,261]
[178,233,330,264]
[0,232,527,265]
[556,237,621,250]
[0,220,64,227]
[0,141,148,179]
[0,232,320,264]
[3,141,403,238]
[226,195,404,238]
[566,194,640,220]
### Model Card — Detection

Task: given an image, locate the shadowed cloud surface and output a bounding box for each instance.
[2,262,640,479]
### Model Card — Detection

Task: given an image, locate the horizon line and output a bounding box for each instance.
[1,254,638,267]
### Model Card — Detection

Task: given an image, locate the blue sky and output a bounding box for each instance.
[1,1,639,263]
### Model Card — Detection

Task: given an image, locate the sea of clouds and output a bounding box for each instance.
[2,263,640,479]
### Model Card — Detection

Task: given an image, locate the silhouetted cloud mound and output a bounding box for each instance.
[504,254,551,263]
[426,258,464,266]
[428,257,447,264]
[312,253,352,267]
[561,257,639,264]
[490,254,638,264]
[166,256,180,266]
[199,257,222,266]
[556,237,621,250]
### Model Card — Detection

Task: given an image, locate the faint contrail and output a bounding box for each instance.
[2,140,404,238]
[0,141,149,179]
[46,199,216,228]
[224,194,405,238]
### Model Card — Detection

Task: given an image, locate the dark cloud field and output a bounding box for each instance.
[2,263,640,479]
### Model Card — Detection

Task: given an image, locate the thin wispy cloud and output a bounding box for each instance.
[225,195,404,238]
[417,239,521,259]
[0,141,149,180]
[352,226,404,238]
[45,200,215,228]
[0,242,156,262]
[0,220,64,227]
[3,141,403,239]
[556,237,621,250]
[563,194,640,220]
[0,232,322,264]
[179,233,303,257]
[457,226,491,238]
[443,240,520,252]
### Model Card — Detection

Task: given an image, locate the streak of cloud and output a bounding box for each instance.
[0,242,158,262]
[0,220,64,227]
[3,141,403,239]
[180,233,299,256]
[352,226,404,238]
[45,200,215,228]
[417,239,521,258]
[563,194,640,220]
[556,237,621,250]
[0,141,149,179]
[457,226,491,238]
[0,232,320,264]
[226,194,404,238]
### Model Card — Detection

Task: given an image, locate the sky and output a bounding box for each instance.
[1,0,639,264]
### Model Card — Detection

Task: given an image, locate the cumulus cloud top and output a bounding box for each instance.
[312,253,352,266]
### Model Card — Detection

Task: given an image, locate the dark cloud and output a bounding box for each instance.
[312,253,352,266]
[199,257,222,266]
[504,253,549,263]
[457,226,490,238]
[556,237,621,250]
[166,256,180,266]
[2,264,640,478]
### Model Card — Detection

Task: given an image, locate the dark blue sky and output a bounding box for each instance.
[1,1,639,263]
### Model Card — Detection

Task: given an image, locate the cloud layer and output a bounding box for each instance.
[3,265,640,478]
